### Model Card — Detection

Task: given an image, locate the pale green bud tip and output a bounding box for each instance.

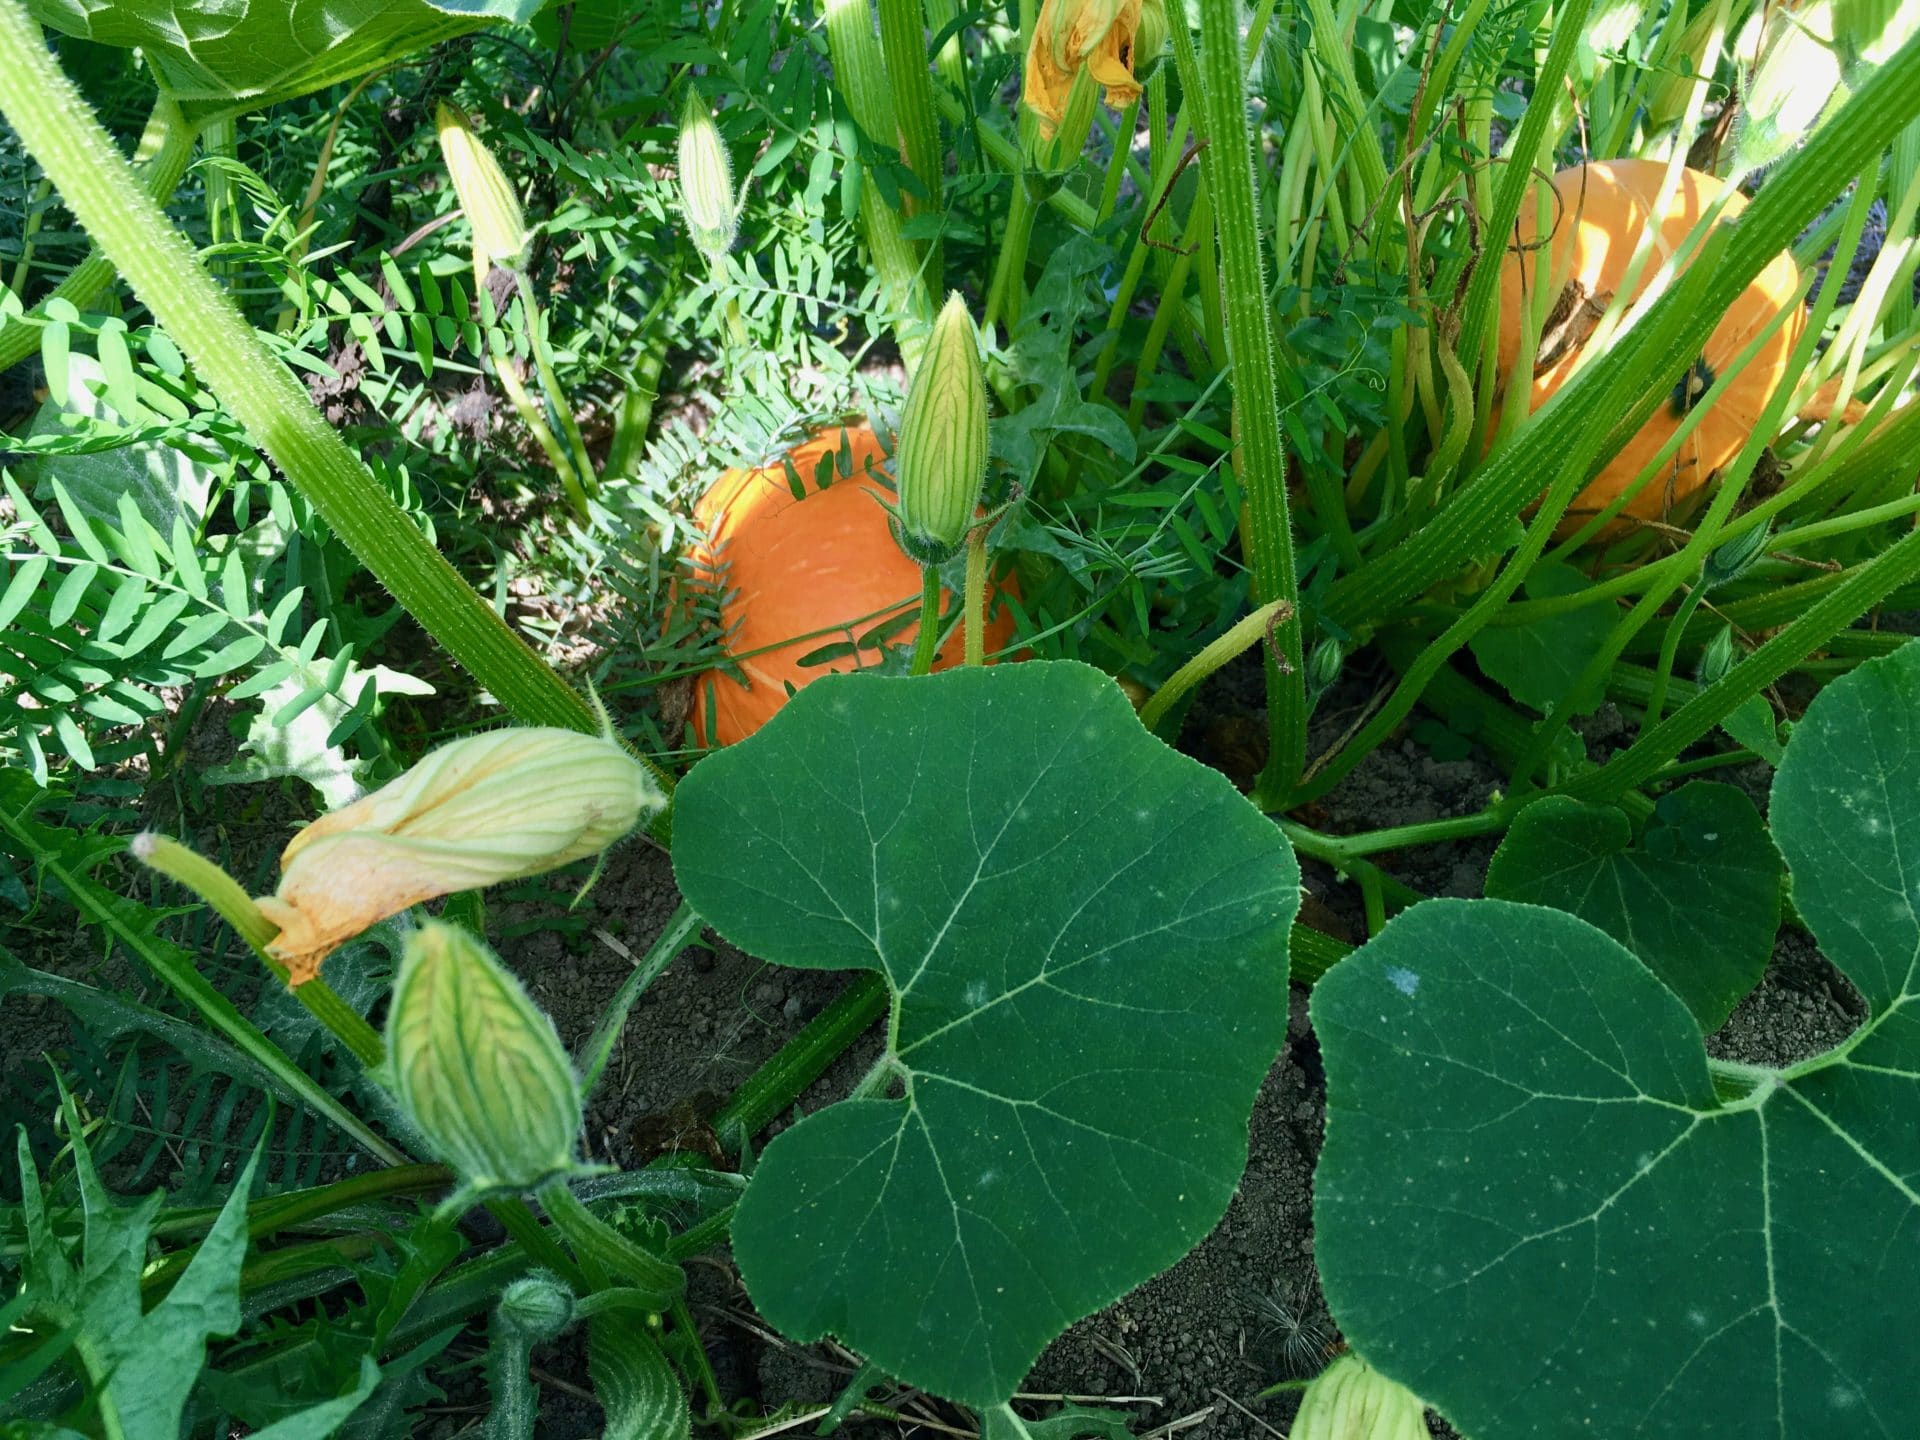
[387,920,582,1193]
[1133,0,1170,82]
[1291,1354,1430,1440]
[257,727,663,985]
[434,102,529,270]
[893,292,990,563]
[677,91,740,262]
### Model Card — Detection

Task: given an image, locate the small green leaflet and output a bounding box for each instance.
[1467,562,1613,716]
[673,662,1299,1406]
[1314,641,1920,1438]
[1485,782,1781,1030]
[1722,693,1785,764]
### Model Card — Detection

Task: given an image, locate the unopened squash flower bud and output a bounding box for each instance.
[256,727,662,985]
[1291,1354,1431,1440]
[1704,522,1771,590]
[1307,636,1347,697]
[678,91,742,264]
[497,1272,577,1339]
[892,292,989,565]
[434,102,529,273]
[1024,0,1145,140]
[387,920,583,1194]
[1698,622,1738,687]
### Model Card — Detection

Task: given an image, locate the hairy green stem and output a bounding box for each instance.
[909,565,943,675]
[1178,0,1307,801]
[1564,517,1920,802]
[537,1180,685,1306]
[130,833,387,1069]
[1140,597,1293,733]
[876,0,944,279]
[488,1196,586,1290]
[151,1163,451,1246]
[984,179,1038,334]
[712,973,889,1147]
[964,527,988,666]
[0,3,675,829]
[577,901,702,1095]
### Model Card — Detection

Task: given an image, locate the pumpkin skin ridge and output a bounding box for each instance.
[1492,158,1805,537]
[688,421,1019,747]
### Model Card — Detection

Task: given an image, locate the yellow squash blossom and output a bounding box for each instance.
[255,727,662,984]
[1024,0,1146,139]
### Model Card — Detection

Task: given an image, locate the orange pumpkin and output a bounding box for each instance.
[689,423,1019,746]
[1494,159,1804,535]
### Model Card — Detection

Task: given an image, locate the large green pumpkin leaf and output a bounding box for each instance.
[30,0,543,121]
[672,661,1299,1407]
[1484,782,1781,1030]
[1314,642,1920,1439]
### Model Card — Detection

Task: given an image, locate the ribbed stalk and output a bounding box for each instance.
[711,973,889,1146]
[964,527,988,665]
[537,1180,684,1306]
[131,833,386,1068]
[876,0,944,279]
[1564,517,1920,803]
[909,567,943,675]
[825,0,933,362]
[1175,0,1307,800]
[0,94,197,370]
[1140,598,1294,733]
[0,4,676,825]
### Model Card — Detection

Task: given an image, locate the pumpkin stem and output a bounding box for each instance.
[963,527,989,667]
[1535,281,1609,372]
[909,566,944,677]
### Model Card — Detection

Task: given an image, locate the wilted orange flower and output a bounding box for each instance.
[254,727,661,984]
[1024,0,1145,139]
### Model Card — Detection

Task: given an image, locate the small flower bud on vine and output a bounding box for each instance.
[256,727,661,984]
[892,292,989,566]
[677,91,742,264]
[1698,623,1738,687]
[386,920,583,1194]
[497,1273,577,1340]
[1704,523,1771,590]
[1306,637,1347,698]
[434,102,528,273]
